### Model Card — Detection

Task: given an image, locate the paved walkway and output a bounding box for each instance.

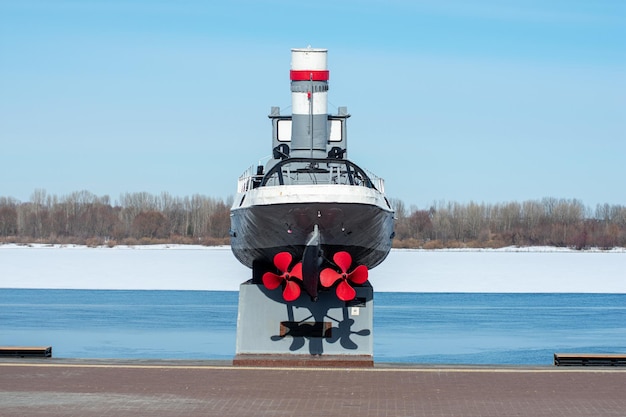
[1,359,625,417]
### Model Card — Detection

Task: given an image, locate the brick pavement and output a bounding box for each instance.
[1,360,625,417]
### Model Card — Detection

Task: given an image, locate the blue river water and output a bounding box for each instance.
[1,289,624,365]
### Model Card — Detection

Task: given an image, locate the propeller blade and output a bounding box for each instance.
[348,265,369,285]
[273,252,292,273]
[290,262,303,280]
[283,279,301,301]
[336,280,356,301]
[320,268,342,287]
[262,272,284,290]
[333,251,352,273]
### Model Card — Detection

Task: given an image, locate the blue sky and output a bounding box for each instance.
[1,0,624,209]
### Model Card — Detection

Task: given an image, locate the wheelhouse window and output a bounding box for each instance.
[329,119,342,142]
[277,119,292,142]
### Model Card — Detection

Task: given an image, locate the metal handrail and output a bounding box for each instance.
[237,158,385,193]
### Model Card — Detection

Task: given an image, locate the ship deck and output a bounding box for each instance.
[1,358,625,417]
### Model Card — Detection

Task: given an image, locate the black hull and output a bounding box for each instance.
[230,201,394,271]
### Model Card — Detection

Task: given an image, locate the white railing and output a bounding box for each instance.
[364,168,385,194]
[237,160,387,194]
[237,166,254,193]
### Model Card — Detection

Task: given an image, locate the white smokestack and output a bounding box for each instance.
[289,47,329,158]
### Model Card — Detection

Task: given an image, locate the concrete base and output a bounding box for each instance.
[233,354,374,368]
[235,280,373,362]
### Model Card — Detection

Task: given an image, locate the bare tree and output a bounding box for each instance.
[131,211,168,239]
[0,198,18,236]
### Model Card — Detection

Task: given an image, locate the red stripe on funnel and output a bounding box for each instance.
[290,70,329,81]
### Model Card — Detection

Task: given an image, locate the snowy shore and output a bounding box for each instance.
[1,244,625,293]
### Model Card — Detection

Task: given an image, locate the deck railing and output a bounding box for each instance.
[237,159,385,194]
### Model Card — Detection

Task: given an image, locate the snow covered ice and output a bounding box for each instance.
[1,244,625,293]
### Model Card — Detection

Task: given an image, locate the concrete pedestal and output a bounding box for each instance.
[234,280,373,366]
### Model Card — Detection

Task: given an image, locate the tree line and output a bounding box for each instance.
[1,190,625,249]
[0,190,232,246]
[392,198,626,249]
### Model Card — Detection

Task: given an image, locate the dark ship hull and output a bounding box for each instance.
[230,186,394,272]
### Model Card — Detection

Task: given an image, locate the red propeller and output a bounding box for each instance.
[262,252,303,302]
[320,251,368,301]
